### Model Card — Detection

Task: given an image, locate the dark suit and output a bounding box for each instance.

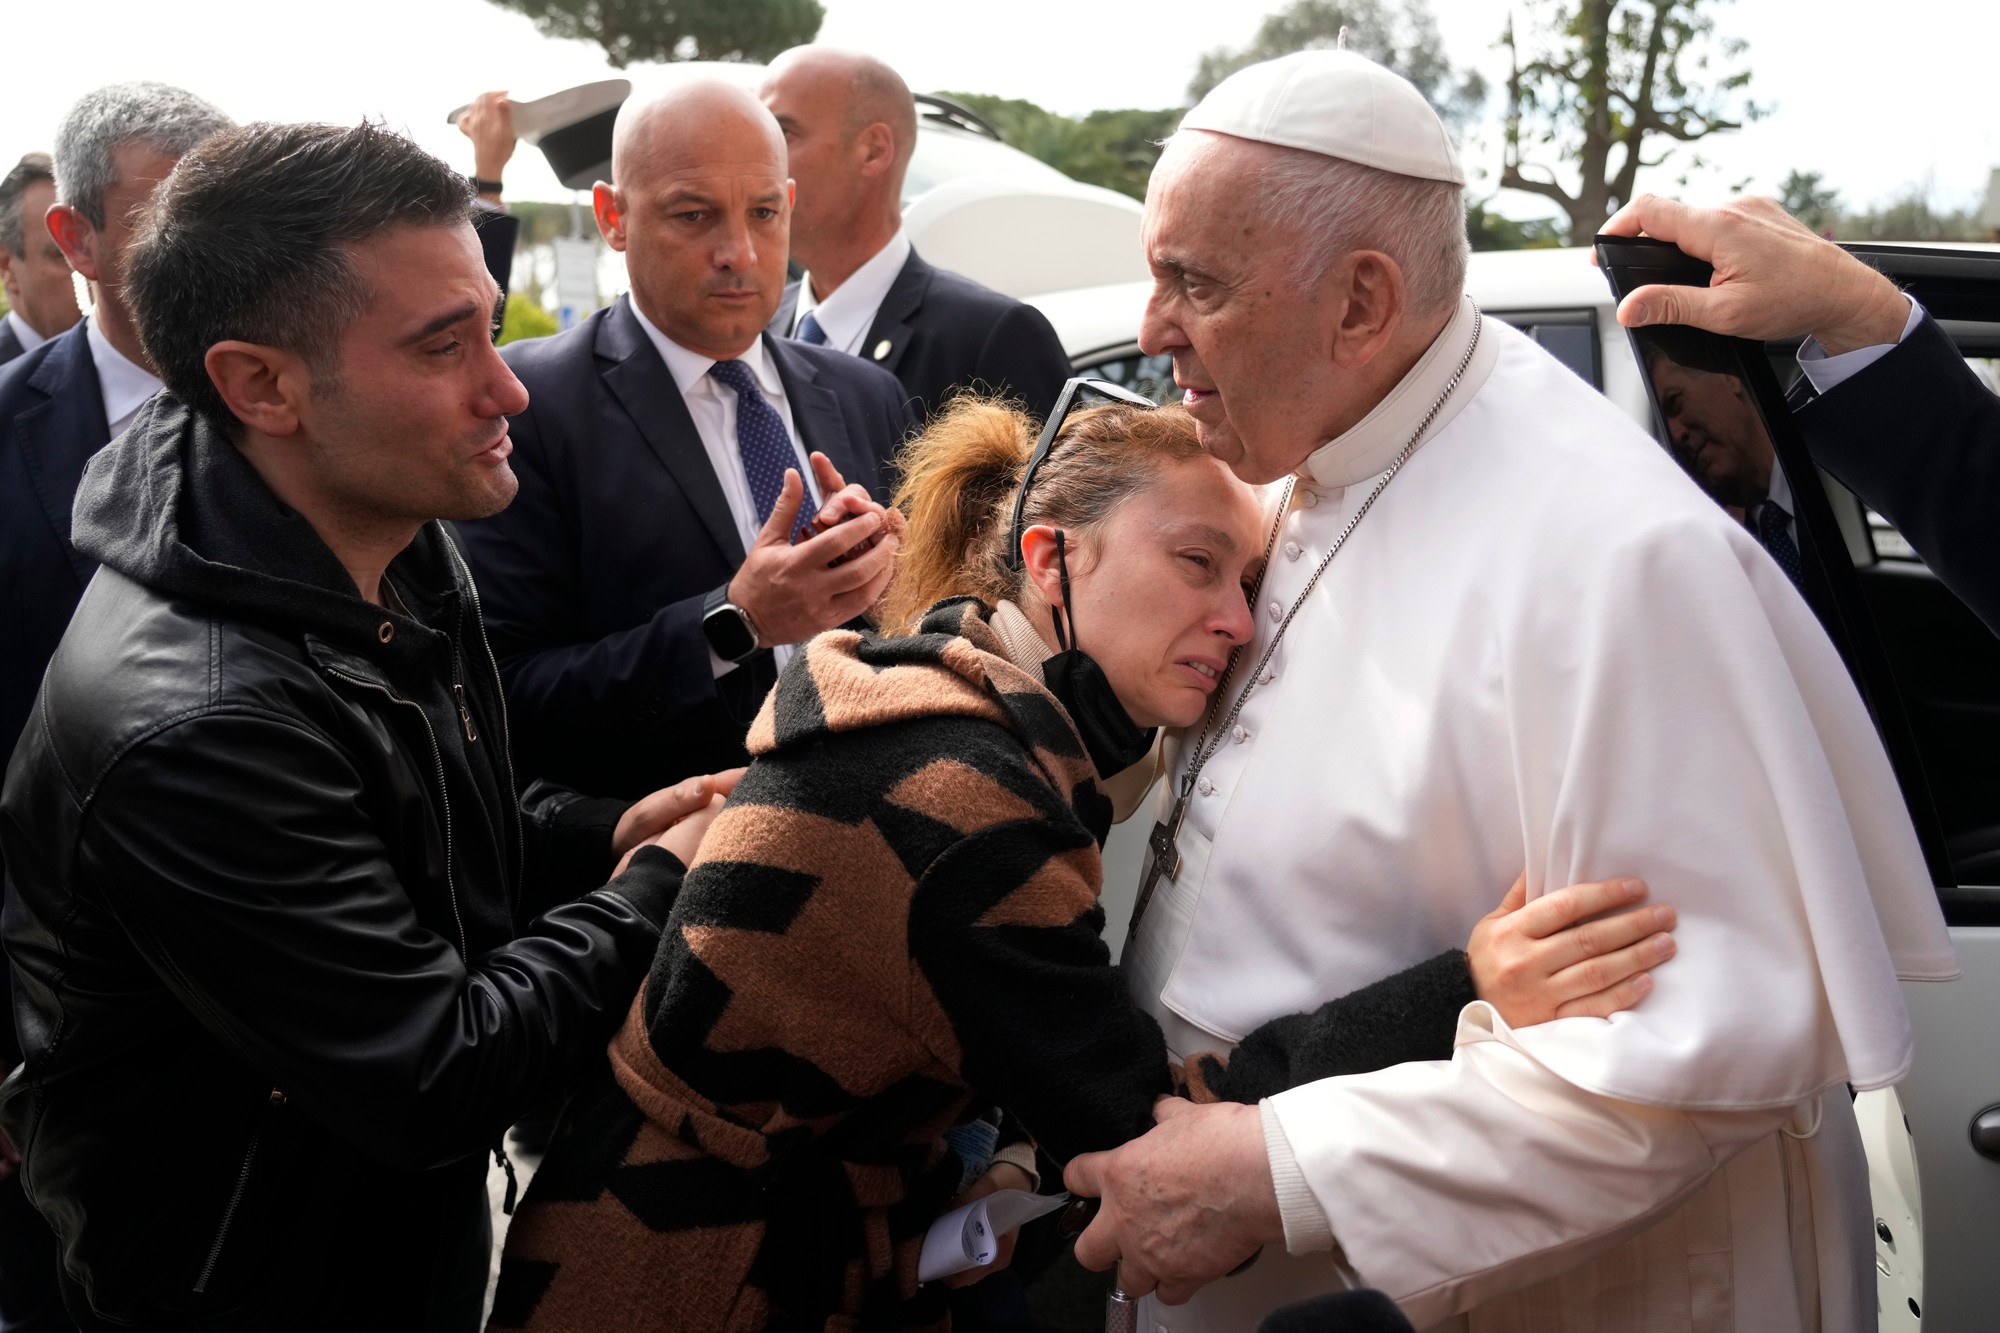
[1794,313,2000,633]
[0,320,24,368]
[475,209,519,299]
[458,296,913,800]
[770,247,1071,425]
[0,321,101,1333]
[0,323,108,779]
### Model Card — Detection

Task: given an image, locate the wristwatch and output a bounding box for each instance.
[469,174,504,195]
[702,584,761,662]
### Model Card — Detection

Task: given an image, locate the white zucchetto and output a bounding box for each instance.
[1180,49,1465,186]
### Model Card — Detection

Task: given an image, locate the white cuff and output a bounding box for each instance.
[1261,1098,1335,1255]
[1797,294,1922,395]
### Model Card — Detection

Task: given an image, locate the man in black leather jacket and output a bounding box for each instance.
[0,122,730,1331]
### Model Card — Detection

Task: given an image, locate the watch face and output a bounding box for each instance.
[704,604,757,661]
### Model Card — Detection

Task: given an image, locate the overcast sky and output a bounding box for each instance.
[5,0,1995,222]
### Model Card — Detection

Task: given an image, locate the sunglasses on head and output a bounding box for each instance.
[1006,377,1158,571]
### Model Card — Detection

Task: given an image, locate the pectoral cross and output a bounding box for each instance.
[1129,793,1189,940]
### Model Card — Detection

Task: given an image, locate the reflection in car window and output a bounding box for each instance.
[1077,350,1181,405]
[1632,324,1805,593]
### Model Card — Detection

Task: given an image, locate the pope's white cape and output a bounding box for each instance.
[1133,300,1955,1121]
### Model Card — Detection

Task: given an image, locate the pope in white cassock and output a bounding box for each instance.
[1061,50,1958,1333]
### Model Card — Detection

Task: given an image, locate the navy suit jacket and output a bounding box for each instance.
[771,247,1072,425]
[1793,314,2000,634]
[0,322,108,1069]
[0,322,109,770]
[0,320,24,368]
[458,296,914,799]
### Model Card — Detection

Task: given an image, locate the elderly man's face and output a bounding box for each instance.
[597,96,792,361]
[1139,134,1346,485]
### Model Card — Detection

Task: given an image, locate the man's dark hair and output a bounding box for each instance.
[0,152,56,258]
[125,121,473,430]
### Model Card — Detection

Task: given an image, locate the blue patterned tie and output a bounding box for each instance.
[795,310,828,346]
[709,359,808,540]
[1757,500,1804,590]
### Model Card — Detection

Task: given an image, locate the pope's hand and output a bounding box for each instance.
[1467,874,1676,1025]
[1064,1098,1282,1305]
[1598,194,1908,355]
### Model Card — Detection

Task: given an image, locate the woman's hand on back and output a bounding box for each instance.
[1467,875,1677,1026]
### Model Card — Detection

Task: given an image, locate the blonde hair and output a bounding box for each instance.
[882,394,1207,632]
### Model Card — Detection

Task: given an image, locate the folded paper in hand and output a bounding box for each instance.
[918,1189,1071,1283]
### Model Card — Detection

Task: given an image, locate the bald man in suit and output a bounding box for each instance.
[761,48,1072,427]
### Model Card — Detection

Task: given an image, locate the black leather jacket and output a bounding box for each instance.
[0,398,683,1330]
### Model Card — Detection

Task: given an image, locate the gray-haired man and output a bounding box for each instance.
[0,84,230,1333]
[0,154,81,366]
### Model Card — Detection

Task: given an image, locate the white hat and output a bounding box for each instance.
[1180,49,1464,187]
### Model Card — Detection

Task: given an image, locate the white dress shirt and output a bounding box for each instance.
[627,301,821,676]
[5,309,50,356]
[86,317,162,440]
[791,228,913,358]
[1796,293,1923,395]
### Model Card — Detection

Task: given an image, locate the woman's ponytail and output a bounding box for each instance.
[881,396,1033,632]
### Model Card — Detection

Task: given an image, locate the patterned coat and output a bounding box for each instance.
[490,600,1173,1331]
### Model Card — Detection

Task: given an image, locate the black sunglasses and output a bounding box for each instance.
[1006,376,1158,571]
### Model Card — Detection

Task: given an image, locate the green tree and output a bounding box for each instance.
[942,94,1177,202]
[1190,0,1487,125]
[1502,0,1761,243]
[1835,180,1983,243]
[1777,170,1840,235]
[483,0,823,68]
[499,292,561,345]
[1465,198,1567,250]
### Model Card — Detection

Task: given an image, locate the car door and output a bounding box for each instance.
[1809,247,2000,1333]
[1605,240,2000,1332]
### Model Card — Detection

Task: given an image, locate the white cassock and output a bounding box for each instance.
[1122,295,1958,1332]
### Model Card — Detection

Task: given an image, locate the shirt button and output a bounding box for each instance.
[1232,725,1249,744]
[1283,541,1302,561]
[1197,778,1215,797]
[1267,601,1282,622]
[1300,490,1320,509]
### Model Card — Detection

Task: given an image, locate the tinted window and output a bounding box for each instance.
[1076,347,1180,405]
[1491,308,1602,389]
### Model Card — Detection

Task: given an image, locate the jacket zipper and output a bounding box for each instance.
[192,1088,285,1294]
[445,540,524,892]
[322,664,469,961]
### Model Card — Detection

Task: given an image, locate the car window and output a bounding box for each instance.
[1828,345,2000,895]
[1490,308,1602,389]
[1074,346,1181,405]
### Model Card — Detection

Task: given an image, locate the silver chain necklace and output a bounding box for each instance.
[1130,304,1484,939]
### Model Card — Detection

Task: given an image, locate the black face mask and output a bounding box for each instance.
[1041,531,1156,778]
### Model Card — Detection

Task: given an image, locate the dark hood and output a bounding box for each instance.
[71,393,464,672]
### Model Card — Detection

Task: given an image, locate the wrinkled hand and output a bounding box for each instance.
[1468,875,1675,1026]
[612,769,745,873]
[457,90,517,185]
[941,1161,1036,1289]
[728,453,900,647]
[1598,194,1908,355]
[1064,1098,1280,1305]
